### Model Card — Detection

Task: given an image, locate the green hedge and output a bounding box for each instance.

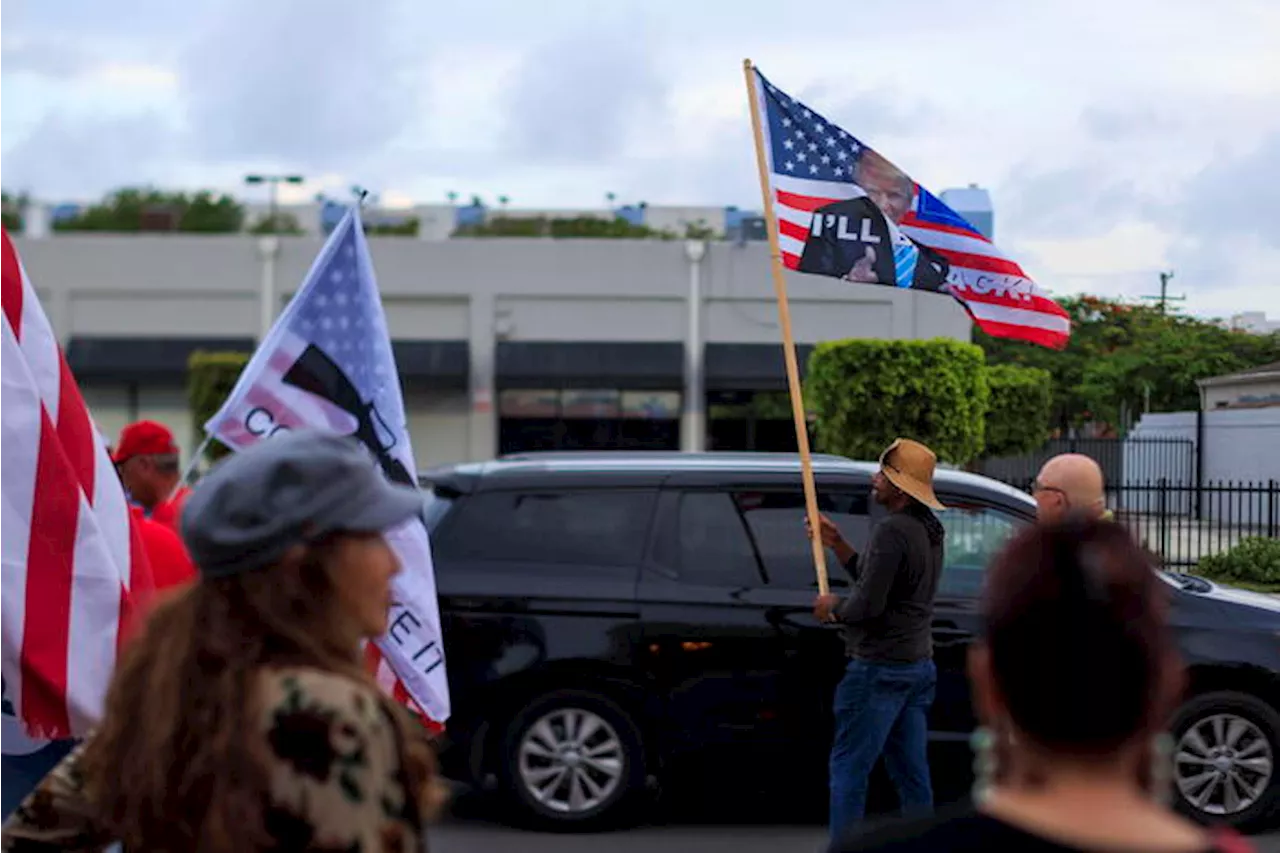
[984,364,1053,457]
[187,350,250,463]
[806,338,989,465]
[1196,537,1280,588]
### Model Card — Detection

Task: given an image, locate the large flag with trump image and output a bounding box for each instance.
[203,206,449,729]
[751,67,1071,349]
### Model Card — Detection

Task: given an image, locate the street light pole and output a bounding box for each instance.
[682,240,707,452]
[244,174,303,341]
[244,173,304,232]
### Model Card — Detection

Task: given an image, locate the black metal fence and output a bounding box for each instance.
[1110,479,1279,569]
[977,437,1195,491]
[981,436,1279,568]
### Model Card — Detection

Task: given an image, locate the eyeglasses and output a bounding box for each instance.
[1030,480,1068,498]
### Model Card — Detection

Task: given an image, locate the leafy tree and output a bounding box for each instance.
[53,187,245,233]
[1076,320,1279,427]
[187,350,250,462]
[1,191,27,232]
[984,364,1052,456]
[682,219,721,240]
[248,212,304,235]
[366,217,420,236]
[454,215,674,239]
[976,295,1280,432]
[807,338,989,465]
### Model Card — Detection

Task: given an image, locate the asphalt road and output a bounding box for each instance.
[432,822,827,853]
[429,789,1280,853]
[431,820,1280,853]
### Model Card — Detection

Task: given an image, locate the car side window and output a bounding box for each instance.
[934,501,1026,598]
[733,489,871,590]
[435,489,656,566]
[672,491,762,587]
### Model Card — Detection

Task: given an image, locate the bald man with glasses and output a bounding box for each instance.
[1031,453,1111,524]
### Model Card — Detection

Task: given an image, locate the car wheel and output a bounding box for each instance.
[1168,690,1279,831]
[498,689,645,828]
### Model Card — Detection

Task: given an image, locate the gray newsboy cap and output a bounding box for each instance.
[180,430,423,577]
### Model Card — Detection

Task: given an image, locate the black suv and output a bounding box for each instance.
[421,452,1280,831]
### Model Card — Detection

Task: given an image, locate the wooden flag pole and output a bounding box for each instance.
[742,58,830,596]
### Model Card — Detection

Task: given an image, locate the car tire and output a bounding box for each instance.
[1168,690,1279,832]
[497,689,646,829]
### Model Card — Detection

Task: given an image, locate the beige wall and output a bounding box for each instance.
[404,390,472,467]
[13,234,974,462]
[86,384,475,471]
[13,236,972,347]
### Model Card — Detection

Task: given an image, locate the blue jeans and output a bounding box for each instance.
[2,739,76,818]
[828,658,936,841]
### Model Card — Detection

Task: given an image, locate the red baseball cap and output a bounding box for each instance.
[112,421,179,464]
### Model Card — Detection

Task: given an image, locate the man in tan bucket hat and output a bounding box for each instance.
[810,438,947,841]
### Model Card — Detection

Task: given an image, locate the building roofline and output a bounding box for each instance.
[1197,362,1280,387]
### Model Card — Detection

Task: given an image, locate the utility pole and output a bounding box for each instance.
[1140,270,1186,314]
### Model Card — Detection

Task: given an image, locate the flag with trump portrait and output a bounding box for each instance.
[750,66,1071,349]
[202,206,449,730]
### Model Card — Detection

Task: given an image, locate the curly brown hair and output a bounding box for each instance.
[76,541,445,852]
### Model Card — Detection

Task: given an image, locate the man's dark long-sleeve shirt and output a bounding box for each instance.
[837,504,945,663]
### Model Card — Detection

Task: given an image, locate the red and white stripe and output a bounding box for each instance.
[365,642,443,734]
[754,74,1071,350]
[1,229,154,740]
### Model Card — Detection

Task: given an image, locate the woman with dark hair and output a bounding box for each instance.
[833,519,1254,853]
[2,431,446,851]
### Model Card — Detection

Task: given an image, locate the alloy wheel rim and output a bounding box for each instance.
[517,708,625,814]
[1175,713,1273,816]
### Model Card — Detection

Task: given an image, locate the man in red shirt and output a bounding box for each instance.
[130,505,197,590]
[112,420,192,532]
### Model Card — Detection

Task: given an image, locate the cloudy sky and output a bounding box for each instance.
[3,0,1279,320]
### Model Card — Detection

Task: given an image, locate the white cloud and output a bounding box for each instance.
[177,0,422,172]
[2,0,1279,318]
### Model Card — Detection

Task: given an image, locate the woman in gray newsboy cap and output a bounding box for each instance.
[2,431,445,852]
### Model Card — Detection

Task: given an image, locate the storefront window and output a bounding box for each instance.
[498,388,681,454]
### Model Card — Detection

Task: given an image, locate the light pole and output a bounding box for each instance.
[244,173,304,231]
[682,239,708,452]
[245,174,302,341]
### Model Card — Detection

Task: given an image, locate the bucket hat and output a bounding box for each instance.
[879,438,945,511]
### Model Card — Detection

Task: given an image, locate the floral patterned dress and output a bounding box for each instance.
[1,667,427,851]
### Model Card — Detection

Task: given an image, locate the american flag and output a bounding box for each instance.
[752,68,1071,349]
[1,228,154,742]
[204,207,450,729]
